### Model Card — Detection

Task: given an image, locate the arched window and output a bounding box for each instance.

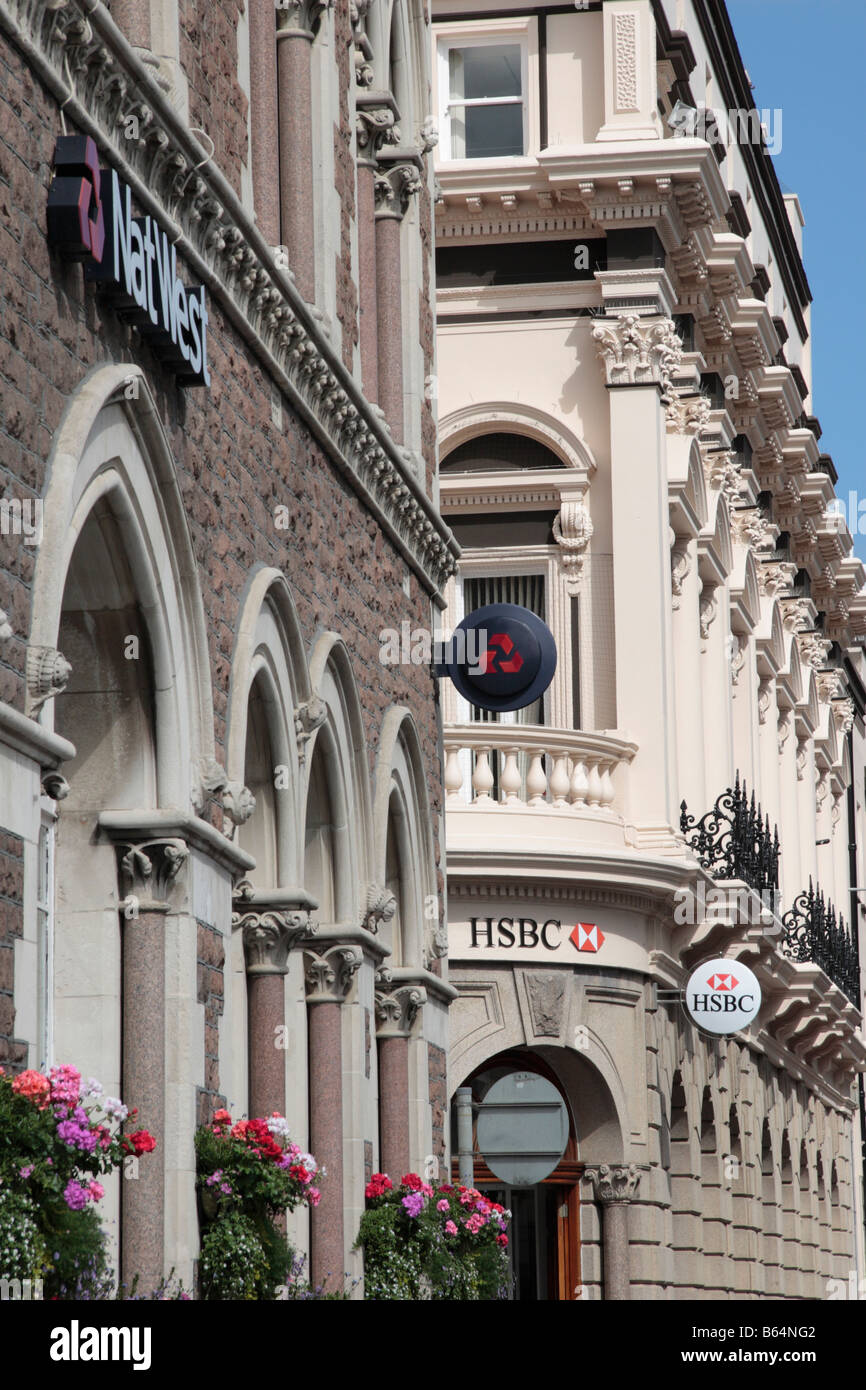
[304,742,337,925]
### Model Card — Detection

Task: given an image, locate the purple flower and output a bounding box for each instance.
[19,1165,34,1179]
[402,1192,425,1218]
[63,1179,89,1211]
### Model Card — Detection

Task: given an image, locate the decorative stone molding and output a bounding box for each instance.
[275,0,332,39]
[704,449,740,505]
[553,498,593,595]
[780,599,814,634]
[304,943,364,1003]
[777,709,792,756]
[586,1163,640,1205]
[418,117,439,154]
[525,971,567,1037]
[796,633,832,670]
[374,159,424,220]
[699,587,718,640]
[374,967,425,1036]
[2,0,456,594]
[796,736,808,781]
[758,678,773,726]
[41,771,70,800]
[116,838,188,913]
[427,914,448,966]
[363,885,397,935]
[816,772,829,810]
[729,634,746,686]
[591,314,682,392]
[816,670,843,704]
[221,782,256,832]
[666,390,710,437]
[757,561,797,599]
[730,508,777,555]
[670,538,691,611]
[832,697,855,734]
[294,696,328,762]
[356,100,399,163]
[26,646,72,714]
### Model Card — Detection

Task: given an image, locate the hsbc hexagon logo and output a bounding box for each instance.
[684,957,761,1036]
[570,922,605,954]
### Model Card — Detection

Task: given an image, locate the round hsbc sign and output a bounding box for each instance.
[684,958,762,1035]
[446,603,557,713]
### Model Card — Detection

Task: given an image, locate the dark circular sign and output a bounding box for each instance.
[446,603,557,713]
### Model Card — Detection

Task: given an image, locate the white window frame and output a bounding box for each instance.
[435,19,538,164]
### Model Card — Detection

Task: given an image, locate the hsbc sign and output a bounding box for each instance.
[468,917,605,954]
[684,957,762,1035]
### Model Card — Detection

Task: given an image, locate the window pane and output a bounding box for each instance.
[451,44,521,100]
[465,104,524,159]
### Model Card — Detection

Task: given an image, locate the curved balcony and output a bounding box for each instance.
[443,725,638,863]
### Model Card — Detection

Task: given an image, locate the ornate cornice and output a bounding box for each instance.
[4,0,456,595]
[586,1163,641,1205]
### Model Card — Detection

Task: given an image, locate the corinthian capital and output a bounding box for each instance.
[591,314,682,392]
[374,967,426,1037]
[116,838,189,913]
[232,888,317,977]
[304,943,363,1002]
[276,0,332,38]
[374,160,424,220]
[586,1163,641,1204]
[356,102,400,163]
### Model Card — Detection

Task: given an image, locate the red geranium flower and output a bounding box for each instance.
[127,1130,157,1157]
[365,1172,394,1199]
[213,1108,232,1126]
[401,1172,424,1191]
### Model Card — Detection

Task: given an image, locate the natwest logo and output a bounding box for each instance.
[47,136,210,388]
[684,957,761,1036]
[480,633,524,675]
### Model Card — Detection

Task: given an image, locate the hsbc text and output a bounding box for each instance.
[470,917,561,949]
[690,991,756,1014]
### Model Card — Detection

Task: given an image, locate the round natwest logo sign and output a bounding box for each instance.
[684,957,762,1036]
[446,603,557,713]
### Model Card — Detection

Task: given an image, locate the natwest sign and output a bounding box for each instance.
[47,136,210,388]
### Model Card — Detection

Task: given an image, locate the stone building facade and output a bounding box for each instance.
[0,0,457,1293]
[433,0,866,1299]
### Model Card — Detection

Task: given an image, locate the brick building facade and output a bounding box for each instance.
[0,0,456,1293]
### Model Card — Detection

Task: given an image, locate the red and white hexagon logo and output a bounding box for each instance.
[684,957,761,1036]
[706,971,739,991]
[570,922,605,954]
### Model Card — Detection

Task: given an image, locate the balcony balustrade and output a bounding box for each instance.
[680,772,780,896]
[443,724,637,813]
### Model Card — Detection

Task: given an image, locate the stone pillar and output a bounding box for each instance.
[232,884,317,1119]
[115,838,189,1294]
[276,1,331,302]
[374,157,423,443]
[304,943,362,1291]
[356,99,398,401]
[597,0,660,143]
[249,0,281,247]
[592,313,681,838]
[455,1088,475,1188]
[671,534,706,814]
[587,1163,640,1300]
[374,968,425,1179]
[110,0,151,48]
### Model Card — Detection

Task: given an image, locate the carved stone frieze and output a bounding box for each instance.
[525,972,566,1038]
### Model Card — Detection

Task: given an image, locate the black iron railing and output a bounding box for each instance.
[781,880,861,1005]
[680,773,780,895]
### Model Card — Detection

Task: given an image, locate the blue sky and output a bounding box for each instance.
[726,0,866,560]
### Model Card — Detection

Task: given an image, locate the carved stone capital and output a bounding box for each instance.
[796,736,808,780]
[670,537,691,611]
[780,599,814,634]
[116,838,189,913]
[363,885,397,935]
[374,967,426,1036]
[777,708,792,755]
[730,507,777,555]
[304,943,363,1002]
[586,1163,640,1205]
[374,160,424,220]
[758,677,773,726]
[553,499,593,596]
[356,103,399,162]
[591,314,682,392]
[666,390,710,437]
[275,0,332,39]
[233,904,316,976]
[816,669,843,704]
[27,646,72,713]
[757,561,797,599]
[796,632,832,670]
[699,586,718,641]
[832,696,855,734]
[704,449,740,504]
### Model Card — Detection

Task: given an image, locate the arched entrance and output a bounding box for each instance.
[451,1049,584,1300]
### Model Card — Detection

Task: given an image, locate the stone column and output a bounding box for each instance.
[276,1,331,302]
[374,968,425,1179]
[304,943,363,1290]
[592,313,681,837]
[249,0,281,248]
[356,99,398,401]
[671,534,706,813]
[374,157,423,443]
[115,838,189,1294]
[587,1163,640,1300]
[232,884,317,1119]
